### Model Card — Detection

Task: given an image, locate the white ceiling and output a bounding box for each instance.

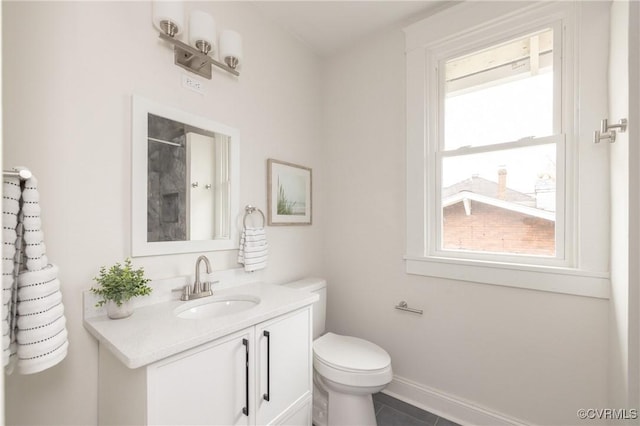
[252,1,447,57]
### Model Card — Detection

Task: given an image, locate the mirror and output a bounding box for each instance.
[132,95,240,256]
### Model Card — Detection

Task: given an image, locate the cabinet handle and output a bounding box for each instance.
[242,338,249,416]
[263,331,271,402]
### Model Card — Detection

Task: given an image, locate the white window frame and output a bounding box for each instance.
[432,20,565,266]
[404,1,610,298]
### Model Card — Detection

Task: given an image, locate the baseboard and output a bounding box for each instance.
[383,375,530,426]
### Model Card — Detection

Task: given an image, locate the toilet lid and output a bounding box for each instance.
[314,332,391,372]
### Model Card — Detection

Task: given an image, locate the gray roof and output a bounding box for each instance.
[442,176,535,207]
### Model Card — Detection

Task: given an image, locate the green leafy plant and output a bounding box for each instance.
[91,258,152,307]
[277,183,296,215]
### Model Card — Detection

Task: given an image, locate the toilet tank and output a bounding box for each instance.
[282,278,326,339]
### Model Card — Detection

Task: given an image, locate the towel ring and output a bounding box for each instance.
[243,205,266,228]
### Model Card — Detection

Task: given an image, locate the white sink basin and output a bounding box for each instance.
[175,295,260,320]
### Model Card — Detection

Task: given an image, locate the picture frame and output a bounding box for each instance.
[267,159,312,225]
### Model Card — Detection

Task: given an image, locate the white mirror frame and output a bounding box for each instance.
[131,95,240,256]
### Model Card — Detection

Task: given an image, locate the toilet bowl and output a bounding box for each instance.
[314,332,393,425]
[283,278,392,426]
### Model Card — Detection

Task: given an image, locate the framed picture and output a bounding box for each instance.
[267,159,312,225]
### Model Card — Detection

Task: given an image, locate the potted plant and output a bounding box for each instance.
[91,258,152,319]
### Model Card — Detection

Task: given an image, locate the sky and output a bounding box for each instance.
[444,72,556,197]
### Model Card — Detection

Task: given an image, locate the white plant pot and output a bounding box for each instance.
[106,300,134,319]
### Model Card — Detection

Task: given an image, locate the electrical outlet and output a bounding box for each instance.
[181,74,205,94]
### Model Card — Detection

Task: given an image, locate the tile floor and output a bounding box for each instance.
[373,393,461,426]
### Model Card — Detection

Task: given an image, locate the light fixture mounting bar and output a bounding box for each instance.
[159,33,240,79]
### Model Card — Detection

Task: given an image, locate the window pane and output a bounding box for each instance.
[444,29,554,149]
[441,144,556,256]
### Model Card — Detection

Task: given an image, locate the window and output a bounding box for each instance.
[438,28,562,260]
[404,2,610,298]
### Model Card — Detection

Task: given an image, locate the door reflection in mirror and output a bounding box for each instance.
[147,113,230,242]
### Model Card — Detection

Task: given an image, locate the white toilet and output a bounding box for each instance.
[284,278,392,426]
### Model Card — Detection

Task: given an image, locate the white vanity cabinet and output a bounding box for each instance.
[98,307,312,426]
[255,308,313,425]
[147,327,255,426]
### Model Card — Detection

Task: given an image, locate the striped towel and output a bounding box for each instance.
[237,227,268,272]
[2,176,21,368]
[16,265,68,374]
[2,171,68,374]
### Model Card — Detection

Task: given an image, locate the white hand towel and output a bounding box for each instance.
[242,250,268,260]
[242,244,268,253]
[242,230,267,239]
[244,260,267,273]
[238,227,268,272]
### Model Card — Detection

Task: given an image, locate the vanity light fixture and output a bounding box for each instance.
[152,1,242,79]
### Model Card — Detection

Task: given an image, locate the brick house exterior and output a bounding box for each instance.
[442,174,556,256]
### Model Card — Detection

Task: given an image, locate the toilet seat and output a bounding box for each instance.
[313,332,393,387]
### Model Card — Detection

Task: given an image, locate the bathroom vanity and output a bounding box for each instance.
[84,279,317,425]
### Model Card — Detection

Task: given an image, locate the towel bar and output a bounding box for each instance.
[395,301,423,315]
[3,169,32,180]
[243,205,266,228]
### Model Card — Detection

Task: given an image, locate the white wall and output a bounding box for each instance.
[322,11,609,426]
[609,0,640,412]
[609,0,630,410]
[634,2,640,410]
[2,1,324,424]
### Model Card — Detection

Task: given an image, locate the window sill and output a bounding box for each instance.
[404,256,610,299]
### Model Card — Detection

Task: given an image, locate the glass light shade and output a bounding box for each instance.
[189,10,217,54]
[219,30,243,65]
[153,1,184,36]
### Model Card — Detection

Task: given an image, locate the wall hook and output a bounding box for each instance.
[594,118,627,143]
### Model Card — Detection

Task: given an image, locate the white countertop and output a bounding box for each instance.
[84,281,318,369]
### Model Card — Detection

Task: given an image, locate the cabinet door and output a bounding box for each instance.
[147,328,255,425]
[255,307,312,425]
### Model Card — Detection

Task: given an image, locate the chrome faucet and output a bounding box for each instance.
[180,255,214,301]
[194,255,212,294]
